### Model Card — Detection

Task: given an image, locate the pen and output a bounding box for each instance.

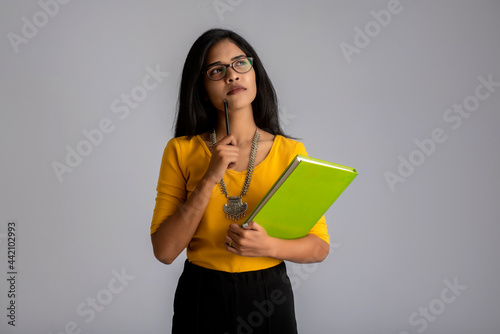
[224,100,230,136]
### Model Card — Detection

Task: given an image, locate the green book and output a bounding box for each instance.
[242,155,358,239]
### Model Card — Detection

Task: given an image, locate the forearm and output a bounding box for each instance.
[270,234,329,263]
[151,177,216,264]
[226,222,330,262]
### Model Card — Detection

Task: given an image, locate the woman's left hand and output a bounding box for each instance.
[225,221,275,257]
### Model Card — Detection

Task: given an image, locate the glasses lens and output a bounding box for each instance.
[207,65,226,80]
[206,57,253,80]
[233,58,253,73]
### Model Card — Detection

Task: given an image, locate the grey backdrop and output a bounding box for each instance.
[1,1,499,333]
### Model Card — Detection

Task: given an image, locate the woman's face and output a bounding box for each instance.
[203,39,257,112]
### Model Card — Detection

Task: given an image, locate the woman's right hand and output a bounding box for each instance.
[152,134,239,265]
[204,134,239,185]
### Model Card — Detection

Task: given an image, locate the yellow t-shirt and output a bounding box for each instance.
[150,134,329,272]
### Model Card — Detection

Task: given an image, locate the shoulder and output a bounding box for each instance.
[166,135,201,149]
[258,129,304,150]
[163,135,206,159]
[274,135,307,155]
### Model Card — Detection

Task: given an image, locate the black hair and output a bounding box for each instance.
[174,28,287,138]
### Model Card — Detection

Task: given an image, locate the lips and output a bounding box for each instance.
[227,85,246,95]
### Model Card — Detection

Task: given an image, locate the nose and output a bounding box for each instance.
[225,66,239,82]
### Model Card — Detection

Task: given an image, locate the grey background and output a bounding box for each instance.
[1,0,499,333]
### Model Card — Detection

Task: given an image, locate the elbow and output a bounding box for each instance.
[156,255,176,265]
[311,236,330,263]
[153,247,177,265]
[316,246,329,262]
[151,234,179,265]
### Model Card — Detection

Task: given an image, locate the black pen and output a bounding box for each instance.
[224,100,230,136]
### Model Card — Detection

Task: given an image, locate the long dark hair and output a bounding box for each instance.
[174,28,287,138]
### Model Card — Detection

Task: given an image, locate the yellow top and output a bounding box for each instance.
[150,134,329,273]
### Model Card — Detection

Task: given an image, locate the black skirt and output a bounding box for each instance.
[172,260,298,334]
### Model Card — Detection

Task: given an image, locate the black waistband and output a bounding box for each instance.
[182,260,287,285]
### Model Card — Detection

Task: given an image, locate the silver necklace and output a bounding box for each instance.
[210,129,260,221]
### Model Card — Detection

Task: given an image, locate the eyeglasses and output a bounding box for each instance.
[205,57,254,81]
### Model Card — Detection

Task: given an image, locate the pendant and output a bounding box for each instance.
[223,196,248,221]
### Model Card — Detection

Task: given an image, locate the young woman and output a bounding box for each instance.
[150,28,330,333]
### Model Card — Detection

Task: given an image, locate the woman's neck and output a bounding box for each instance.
[214,106,257,145]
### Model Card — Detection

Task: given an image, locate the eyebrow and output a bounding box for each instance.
[206,55,247,68]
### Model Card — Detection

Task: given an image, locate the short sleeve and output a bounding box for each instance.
[308,216,329,244]
[150,138,187,235]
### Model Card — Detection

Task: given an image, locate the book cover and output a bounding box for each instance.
[243,155,358,239]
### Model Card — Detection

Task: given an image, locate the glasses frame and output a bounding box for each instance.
[204,57,254,81]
